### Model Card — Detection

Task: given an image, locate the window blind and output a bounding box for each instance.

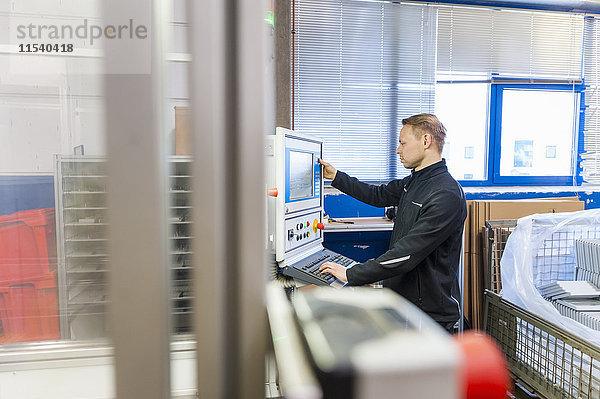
[437,6,583,79]
[582,16,600,184]
[293,0,436,182]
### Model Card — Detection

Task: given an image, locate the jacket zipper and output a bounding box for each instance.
[416,270,422,305]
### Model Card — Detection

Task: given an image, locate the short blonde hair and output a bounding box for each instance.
[402,113,446,152]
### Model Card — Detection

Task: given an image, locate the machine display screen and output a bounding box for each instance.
[289,150,314,200]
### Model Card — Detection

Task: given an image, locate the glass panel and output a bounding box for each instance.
[435,83,489,181]
[0,1,198,396]
[169,0,193,338]
[1,2,108,342]
[168,0,197,396]
[499,89,577,177]
[0,0,116,397]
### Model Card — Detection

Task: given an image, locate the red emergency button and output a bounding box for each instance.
[267,188,278,197]
[316,223,325,230]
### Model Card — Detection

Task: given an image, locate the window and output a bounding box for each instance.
[294,0,436,182]
[435,82,490,181]
[493,86,581,184]
[294,1,596,186]
[436,82,581,185]
[582,16,600,184]
[435,6,584,186]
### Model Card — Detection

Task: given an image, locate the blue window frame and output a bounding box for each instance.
[457,82,585,187]
[490,83,584,185]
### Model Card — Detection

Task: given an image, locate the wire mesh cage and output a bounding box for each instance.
[483,215,600,398]
[483,220,517,294]
[486,291,600,399]
[483,218,600,294]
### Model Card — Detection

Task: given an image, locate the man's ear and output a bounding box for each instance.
[423,133,433,149]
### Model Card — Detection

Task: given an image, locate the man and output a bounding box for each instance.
[318,113,467,332]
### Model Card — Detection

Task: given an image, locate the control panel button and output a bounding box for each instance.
[313,218,325,233]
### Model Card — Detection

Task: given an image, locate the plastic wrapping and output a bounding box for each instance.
[501,208,600,346]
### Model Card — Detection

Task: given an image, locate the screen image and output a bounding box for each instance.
[289,150,314,200]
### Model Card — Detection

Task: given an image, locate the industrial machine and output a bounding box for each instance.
[267,284,511,399]
[266,127,357,287]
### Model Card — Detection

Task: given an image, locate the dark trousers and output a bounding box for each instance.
[439,317,472,334]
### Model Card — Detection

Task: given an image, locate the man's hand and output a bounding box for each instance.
[318,158,337,180]
[318,261,347,282]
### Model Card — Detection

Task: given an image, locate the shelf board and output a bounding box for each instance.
[67,253,109,258]
[67,269,107,274]
[68,299,109,306]
[170,265,193,270]
[63,175,106,179]
[63,191,107,194]
[65,223,108,226]
[64,207,107,211]
[66,238,108,242]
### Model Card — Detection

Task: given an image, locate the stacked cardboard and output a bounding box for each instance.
[464,198,584,329]
[175,106,191,155]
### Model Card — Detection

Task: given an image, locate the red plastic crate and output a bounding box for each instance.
[0,208,57,286]
[0,272,60,343]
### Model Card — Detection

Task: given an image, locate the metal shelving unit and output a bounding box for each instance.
[55,155,193,339]
[168,157,193,333]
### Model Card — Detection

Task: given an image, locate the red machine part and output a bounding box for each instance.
[454,331,511,399]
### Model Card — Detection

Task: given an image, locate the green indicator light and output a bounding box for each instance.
[264,10,274,27]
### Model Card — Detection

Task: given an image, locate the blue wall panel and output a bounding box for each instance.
[579,191,600,209]
[326,190,600,218]
[324,192,385,218]
[324,190,600,261]
[0,176,54,216]
[323,230,391,263]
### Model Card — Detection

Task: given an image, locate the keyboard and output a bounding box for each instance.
[281,249,358,287]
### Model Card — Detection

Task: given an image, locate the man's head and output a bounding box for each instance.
[396,113,446,171]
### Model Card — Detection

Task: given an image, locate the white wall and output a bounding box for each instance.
[0,342,197,399]
[0,0,190,174]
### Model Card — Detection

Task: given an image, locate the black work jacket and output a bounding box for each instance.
[331,159,467,323]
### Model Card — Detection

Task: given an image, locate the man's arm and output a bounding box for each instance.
[346,190,466,285]
[319,158,402,208]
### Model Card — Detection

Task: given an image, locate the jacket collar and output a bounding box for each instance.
[411,159,447,180]
[403,159,447,190]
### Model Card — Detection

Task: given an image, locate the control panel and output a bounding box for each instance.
[284,210,324,253]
